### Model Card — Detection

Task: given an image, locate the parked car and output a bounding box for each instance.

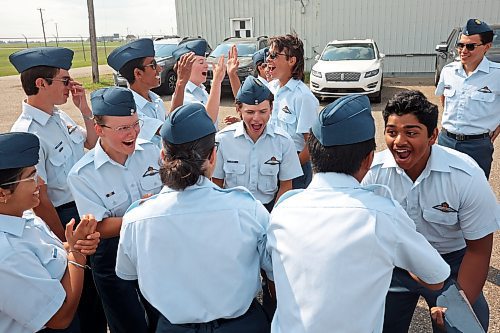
[310,39,384,103]
[434,24,500,86]
[206,36,269,90]
[113,36,212,95]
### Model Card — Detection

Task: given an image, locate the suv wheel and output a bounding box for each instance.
[369,78,383,103]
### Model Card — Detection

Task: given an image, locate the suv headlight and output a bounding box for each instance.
[365,69,379,78]
[311,69,322,78]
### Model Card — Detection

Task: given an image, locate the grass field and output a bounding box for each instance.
[0,41,125,77]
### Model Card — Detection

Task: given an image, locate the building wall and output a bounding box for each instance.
[175,0,500,74]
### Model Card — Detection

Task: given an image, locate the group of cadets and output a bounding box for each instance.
[0,17,498,333]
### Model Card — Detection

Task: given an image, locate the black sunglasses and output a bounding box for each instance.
[45,77,71,86]
[455,42,484,51]
[268,51,287,60]
[142,59,158,70]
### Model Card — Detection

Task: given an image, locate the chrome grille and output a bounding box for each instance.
[325,72,361,82]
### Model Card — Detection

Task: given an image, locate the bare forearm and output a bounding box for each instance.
[228,71,241,99]
[206,81,222,123]
[170,80,189,113]
[458,234,493,303]
[96,217,123,239]
[34,187,65,240]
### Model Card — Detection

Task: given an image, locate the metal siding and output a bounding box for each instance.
[176,0,500,74]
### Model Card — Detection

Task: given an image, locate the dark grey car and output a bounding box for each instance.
[434,25,500,86]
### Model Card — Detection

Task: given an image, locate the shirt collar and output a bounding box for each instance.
[94,138,145,169]
[379,146,450,176]
[186,81,205,94]
[233,121,275,140]
[22,100,55,126]
[308,172,361,189]
[456,56,491,76]
[0,213,27,237]
[159,176,215,194]
[131,89,161,109]
[284,78,301,91]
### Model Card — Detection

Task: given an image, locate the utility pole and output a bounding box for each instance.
[55,23,59,46]
[37,8,47,47]
[87,0,99,83]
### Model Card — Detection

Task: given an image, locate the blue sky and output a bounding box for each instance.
[0,0,177,39]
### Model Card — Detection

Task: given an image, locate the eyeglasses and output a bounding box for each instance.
[45,77,72,86]
[99,119,143,133]
[0,171,38,187]
[260,63,268,68]
[268,51,287,60]
[455,43,484,51]
[143,60,159,70]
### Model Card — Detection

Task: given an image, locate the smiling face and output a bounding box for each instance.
[458,34,491,69]
[44,69,72,105]
[237,100,272,142]
[266,44,294,84]
[96,114,141,164]
[137,56,162,89]
[189,55,209,85]
[385,113,438,181]
[0,166,41,216]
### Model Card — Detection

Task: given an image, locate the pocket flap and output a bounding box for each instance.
[223,163,246,175]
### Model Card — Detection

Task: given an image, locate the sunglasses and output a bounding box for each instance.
[268,51,287,60]
[45,77,72,86]
[143,60,159,70]
[0,171,38,187]
[455,43,484,51]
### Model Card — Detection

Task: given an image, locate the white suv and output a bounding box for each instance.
[310,39,384,102]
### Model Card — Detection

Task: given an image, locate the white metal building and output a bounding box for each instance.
[175,0,500,75]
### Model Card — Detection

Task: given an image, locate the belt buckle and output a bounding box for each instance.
[456,133,465,141]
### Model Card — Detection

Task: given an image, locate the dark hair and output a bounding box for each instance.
[308,134,376,175]
[269,33,305,81]
[160,133,215,190]
[0,167,24,191]
[20,66,58,96]
[479,31,494,44]
[118,57,147,85]
[383,90,438,137]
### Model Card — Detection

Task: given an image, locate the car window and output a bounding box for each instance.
[492,29,500,48]
[154,43,178,58]
[210,42,257,57]
[321,43,375,61]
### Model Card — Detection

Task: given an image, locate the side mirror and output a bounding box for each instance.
[379,53,385,58]
[314,54,320,61]
[435,44,448,52]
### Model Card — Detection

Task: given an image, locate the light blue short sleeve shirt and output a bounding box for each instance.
[363,146,499,254]
[214,122,303,204]
[436,58,500,135]
[116,177,272,324]
[0,212,67,333]
[269,79,319,152]
[67,139,162,221]
[131,89,166,147]
[11,102,86,207]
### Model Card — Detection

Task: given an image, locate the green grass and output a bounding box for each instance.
[78,73,115,91]
[0,41,125,77]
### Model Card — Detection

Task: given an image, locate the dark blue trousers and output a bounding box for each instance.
[382,248,489,333]
[41,203,107,333]
[292,160,312,189]
[155,300,270,333]
[92,237,149,333]
[438,131,493,179]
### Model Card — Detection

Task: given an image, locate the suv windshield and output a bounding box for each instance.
[210,42,257,57]
[493,28,500,47]
[154,43,178,58]
[321,43,375,61]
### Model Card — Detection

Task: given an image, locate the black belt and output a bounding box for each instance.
[442,128,489,141]
[55,201,77,210]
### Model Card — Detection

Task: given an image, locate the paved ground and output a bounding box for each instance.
[1,66,498,332]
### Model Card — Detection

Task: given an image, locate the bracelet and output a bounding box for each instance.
[68,250,86,261]
[82,113,94,121]
[68,260,91,270]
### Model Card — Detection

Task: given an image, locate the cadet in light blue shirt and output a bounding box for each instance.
[67,87,162,333]
[266,34,319,189]
[436,18,500,178]
[108,38,167,147]
[116,103,272,333]
[0,132,99,333]
[170,38,226,128]
[213,77,302,211]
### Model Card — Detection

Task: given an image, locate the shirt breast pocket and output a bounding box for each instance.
[470,91,495,103]
[422,208,461,239]
[443,88,456,98]
[140,175,162,192]
[69,129,86,145]
[102,190,130,217]
[277,110,297,125]
[48,147,70,183]
[258,164,279,194]
[223,162,246,186]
